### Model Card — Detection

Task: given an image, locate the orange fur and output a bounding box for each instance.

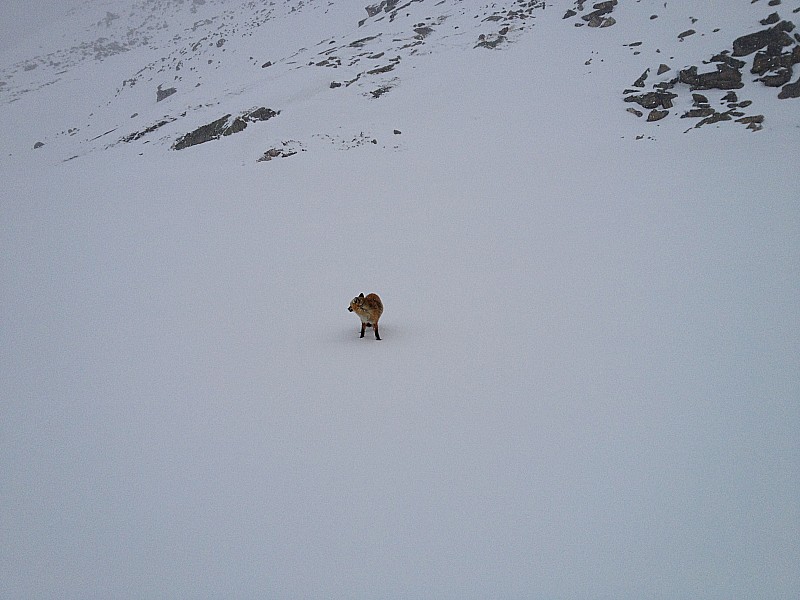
[348,293,383,340]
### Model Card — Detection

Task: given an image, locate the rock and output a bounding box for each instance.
[710,54,747,69]
[647,109,669,121]
[692,93,709,105]
[751,45,800,74]
[681,108,715,118]
[626,107,644,117]
[156,86,177,102]
[563,9,577,19]
[624,91,678,109]
[330,81,342,88]
[696,112,732,127]
[679,64,743,90]
[761,13,781,26]
[778,75,800,98]
[173,108,279,150]
[678,29,696,40]
[633,69,649,87]
[657,63,671,75]
[34,141,44,149]
[722,91,738,103]
[732,21,795,56]
[261,61,272,68]
[760,67,793,87]
[736,115,765,124]
[393,129,402,134]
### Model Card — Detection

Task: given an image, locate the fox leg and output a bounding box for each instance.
[360,322,366,338]
[374,322,381,340]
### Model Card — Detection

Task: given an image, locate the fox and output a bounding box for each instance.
[348,292,383,340]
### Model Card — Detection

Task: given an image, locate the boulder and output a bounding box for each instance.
[732,21,795,56]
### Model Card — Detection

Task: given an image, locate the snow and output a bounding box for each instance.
[2,1,799,598]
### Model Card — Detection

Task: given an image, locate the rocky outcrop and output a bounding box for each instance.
[173,107,279,150]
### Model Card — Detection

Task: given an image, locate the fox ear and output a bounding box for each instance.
[359,293,364,298]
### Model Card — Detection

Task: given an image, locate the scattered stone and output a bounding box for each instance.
[34,141,44,149]
[563,9,577,19]
[647,109,669,121]
[657,63,671,75]
[330,81,342,88]
[626,107,643,117]
[722,91,738,103]
[678,29,696,40]
[120,118,175,143]
[257,141,303,162]
[261,61,272,68]
[692,93,709,105]
[393,129,402,134]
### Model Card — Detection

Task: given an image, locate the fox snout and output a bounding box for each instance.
[347,306,353,312]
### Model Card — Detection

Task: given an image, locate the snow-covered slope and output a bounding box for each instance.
[2,2,799,598]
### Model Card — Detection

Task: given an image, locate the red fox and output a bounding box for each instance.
[348,292,383,340]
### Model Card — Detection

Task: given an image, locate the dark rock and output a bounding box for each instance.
[679,64,743,90]
[626,107,643,117]
[681,108,715,118]
[156,86,177,102]
[678,29,696,40]
[710,54,747,69]
[174,115,231,150]
[696,112,732,127]
[624,90,677,109]
[736,115,765,124]
[120,118,175,143]
[173,108,279,150]
[350,35,380,48]
[657,63,671,75]
[751,45,800,74]
[34,141,44,149]
[692,93,709,105]
[760,67,793,86]
[330,81,342,88]
[647,109,669,121]
[633,69,649,87]
[563,9,577,19]
[393,129,402,134]
[778,75,800,98]
[261,61,272,68]
[732,21,795,56]
[761,13,780,26]
[245,107,278,122]
[722,91,738,103]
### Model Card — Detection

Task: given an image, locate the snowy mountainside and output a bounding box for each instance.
[1,2,799,599]
[1,0,799,162]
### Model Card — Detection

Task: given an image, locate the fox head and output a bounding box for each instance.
[348,293,365,312]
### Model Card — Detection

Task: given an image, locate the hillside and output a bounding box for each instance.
[2,2,799,598]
